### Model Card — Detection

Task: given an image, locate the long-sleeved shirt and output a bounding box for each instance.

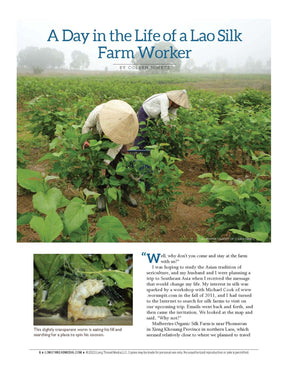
[142,93,178,124]
[82,104,122,165]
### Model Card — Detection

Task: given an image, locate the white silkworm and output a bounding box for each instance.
[68,279,111,321]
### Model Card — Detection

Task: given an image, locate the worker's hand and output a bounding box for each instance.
[101,169,106,177]
[82,140,90,149]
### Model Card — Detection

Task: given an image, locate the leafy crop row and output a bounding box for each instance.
[198,153,271,242]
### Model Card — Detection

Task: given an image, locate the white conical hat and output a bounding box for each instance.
[166,89,190,109]
[99,100,139,145]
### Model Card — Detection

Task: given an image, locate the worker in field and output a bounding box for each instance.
[82,99,139,210]
[134,89,190,149]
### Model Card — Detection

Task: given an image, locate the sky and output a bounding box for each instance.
[16,19,271,71]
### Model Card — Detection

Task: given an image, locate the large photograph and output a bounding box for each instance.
[17,20,271,243]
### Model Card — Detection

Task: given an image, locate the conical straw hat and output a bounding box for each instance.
[166,89,190,109]
[99,100,139,144]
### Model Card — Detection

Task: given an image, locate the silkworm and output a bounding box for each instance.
[68,279,111,321]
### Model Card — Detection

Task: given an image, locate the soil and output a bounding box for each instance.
[17,151,245,243]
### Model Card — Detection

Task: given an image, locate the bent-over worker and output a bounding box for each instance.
[134,89,190,149]
[82,99,139,210]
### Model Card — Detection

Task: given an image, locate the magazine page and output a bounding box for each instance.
[3,0,287,371]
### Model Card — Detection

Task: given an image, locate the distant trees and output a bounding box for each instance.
[17,47,65,73]
[70,50,90,69]
[243,57,271,73]
[17,47,90,73]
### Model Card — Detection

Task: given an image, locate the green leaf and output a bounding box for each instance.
[17,212,35,225]
[89,139,103,147]
[40,276,74,312]
[116,164,126,175]
[94,216,131,242]
[63,198,96,235]
[198,173,213,179]
[218,147,228,156]
[114,254,129,271]
[240,164,259,175]
[69,254,104,275]
[195,233,209,242]
[199,184,213,193]
[253,218,271,234]
[210,184,233,195]
[30,212,63,242]
[48,138,60,150]
[38,152,61,162]
[229,229,268,242]
[34,279,44,309]
[111,300,132,316]
[221,206,239,215]
[73,179,83,189]
[83,188,100,199]
[107,187,118,201]
[218,172,234,181]
[101,254,116,268]
[45,175,59,182]
[239,193,250,199]
[139,181,146,193]
[240,179,254,194]
[17,168,44,193]
[69,227,89,242]
[101,270,133,289]
[87,295,110,307]
[244,200,259,216]
[252,192,268,205]
[211,187,238,202]
[32,187,69,214]
[34,254,66,280]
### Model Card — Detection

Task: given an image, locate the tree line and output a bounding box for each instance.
[17,47,89,73]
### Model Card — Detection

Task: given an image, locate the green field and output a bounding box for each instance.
[17,73,271,243]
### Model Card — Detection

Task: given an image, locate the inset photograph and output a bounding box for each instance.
[34,254,133,325]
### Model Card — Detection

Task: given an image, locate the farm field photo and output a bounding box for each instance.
[17,73,271,243]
